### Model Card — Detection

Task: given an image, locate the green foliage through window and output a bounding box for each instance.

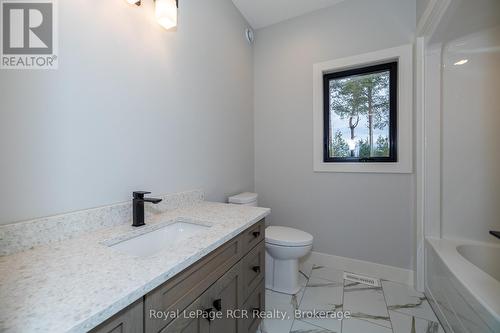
[323,62,397,162]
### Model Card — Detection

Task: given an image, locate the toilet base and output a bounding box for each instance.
[265,252,302,295]
[265,251,274,290]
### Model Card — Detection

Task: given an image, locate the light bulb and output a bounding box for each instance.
[155,0,177,30]
[454,59,468,66]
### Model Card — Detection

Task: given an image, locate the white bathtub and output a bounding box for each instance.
[457,244,500,282]
[425,238,500,333]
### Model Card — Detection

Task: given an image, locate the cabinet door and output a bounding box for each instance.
[208,263,244,333]
[159,296,210,333]
[160,262,243,333]
[238,281,265,333]
[90,299,143,333]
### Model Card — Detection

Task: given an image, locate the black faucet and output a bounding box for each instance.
[132,191,162,227]
[490,230,500,240]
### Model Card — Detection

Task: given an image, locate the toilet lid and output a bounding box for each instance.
[228,192,258,204]
[265,226,313,247]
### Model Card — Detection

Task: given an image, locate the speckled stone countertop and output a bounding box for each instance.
[0,202,270,333]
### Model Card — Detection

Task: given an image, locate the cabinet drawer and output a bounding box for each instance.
[90,299,143,333]
[239,280,265,333]
[145,235,243,332]
[242,241,265,302]
[242,219,265,253]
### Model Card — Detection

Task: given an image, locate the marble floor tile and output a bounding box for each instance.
[290,319,337,333]
[299,277,343,311]
[382,280,439,322]
[341,318,392,333]
[389,310,445,333]
[299,260,315,279]
[264,263,444,333]
[343,281,392,328]
[309,265,344,283]
[263,288,305,333]
[297,277,343,332]
[298,270,309,289]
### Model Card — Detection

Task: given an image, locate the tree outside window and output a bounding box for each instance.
[323,62,397,162]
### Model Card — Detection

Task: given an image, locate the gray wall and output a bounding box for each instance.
[0,0,254,225]
[254,0,416,269]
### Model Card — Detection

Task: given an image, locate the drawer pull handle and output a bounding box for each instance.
[213,299,222,311]
[252,266,261,273]
[252,231,261,238]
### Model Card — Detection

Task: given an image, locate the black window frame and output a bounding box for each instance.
[323,61,398,163]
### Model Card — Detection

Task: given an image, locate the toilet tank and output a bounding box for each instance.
[228,192,258,207]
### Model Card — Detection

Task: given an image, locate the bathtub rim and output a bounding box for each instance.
[425,237,500,322]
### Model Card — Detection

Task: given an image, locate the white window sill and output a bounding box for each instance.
[314,161,412,174]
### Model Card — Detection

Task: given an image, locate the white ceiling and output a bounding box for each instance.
[231,0,346,29]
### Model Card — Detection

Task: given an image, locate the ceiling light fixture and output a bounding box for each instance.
[155,0,178,30]
[125,0,141,6]
[124,0,178,30]
[454,59,468,66]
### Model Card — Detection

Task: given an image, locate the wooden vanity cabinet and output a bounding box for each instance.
[89,300,143,333]
[90,219,265,333]
[160,258,243,333]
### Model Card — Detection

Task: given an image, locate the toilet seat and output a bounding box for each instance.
[266,226,313,247]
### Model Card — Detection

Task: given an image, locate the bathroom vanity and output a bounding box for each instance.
[0,191,270,333]
[92,220,265,333]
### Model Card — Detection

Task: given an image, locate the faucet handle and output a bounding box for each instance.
[133,191,151,199]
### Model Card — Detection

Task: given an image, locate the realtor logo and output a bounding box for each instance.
[1,0,58,69]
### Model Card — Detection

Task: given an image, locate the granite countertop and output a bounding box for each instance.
[0,201,270,333]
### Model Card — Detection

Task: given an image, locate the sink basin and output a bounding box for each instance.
[110,222,210,257]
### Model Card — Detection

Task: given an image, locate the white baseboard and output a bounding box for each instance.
[301,251,414,286]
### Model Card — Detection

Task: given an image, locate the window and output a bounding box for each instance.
[313,45,412,173]
[323,62,397,163]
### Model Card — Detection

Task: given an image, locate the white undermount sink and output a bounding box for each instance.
[110,222,210,257]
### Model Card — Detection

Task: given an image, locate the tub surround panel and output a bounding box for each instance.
[0,197,270,333]
[441,25,500,243]
[0,190,204,256]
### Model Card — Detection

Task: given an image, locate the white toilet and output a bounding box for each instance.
[265,226,313,294]
[228,192,314,295]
